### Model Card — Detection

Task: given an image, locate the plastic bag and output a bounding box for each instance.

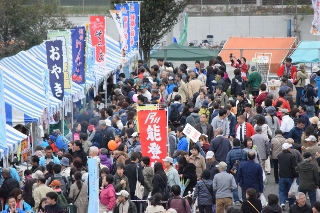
[260,193,267,207]
[263,170,266,182]
[288,180,299,198]
[316,189,320,201]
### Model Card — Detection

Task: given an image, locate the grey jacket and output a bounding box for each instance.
[186,113,201,126]
[142,167,154,197]
[165,167,180,187]
[113,173,131,195]
[194,179,214,205]
[168,131,177,157]
[46,173,67,193]
[211,116,230,137]
[213,171,237,199]
[251,133,270,160]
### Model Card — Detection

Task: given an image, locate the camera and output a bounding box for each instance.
[230,53,233,58]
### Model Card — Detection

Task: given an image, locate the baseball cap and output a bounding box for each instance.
[105,119,111,126]
[168,76,174,80]
[312,66,320,73]
[206,151,214,159]
[88,125,95,132]
[131,132,139,137]
[60,157,69,167]
[162,156,173,164]
[305,135,317,142]
[49,180,61,187]
[215,161,227,170]
[282,143,291,150]
[116,190,129,198]
[32,170,44,179]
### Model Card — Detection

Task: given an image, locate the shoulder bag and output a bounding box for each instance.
[247,200,260,213]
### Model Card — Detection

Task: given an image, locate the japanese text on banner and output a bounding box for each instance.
[47,30,72,93]
[45,40,64,100]
[71,26,86,84]
[128,2,139,51]
[115,4,129,54]
[90,16,106,63]
[137,110,167,167]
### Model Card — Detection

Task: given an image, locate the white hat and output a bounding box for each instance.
[32,170,44,179]
[166,67,173,72]
[215,161,227,169]
[305,135,317,142]
[116,190,129,198]
[206,151,215,159]
[168,76,174,80]
[105,119,111,126]
[162,156,173,164]
[282,143,291,150]
[131,132,139,137]
[312,66,320,73]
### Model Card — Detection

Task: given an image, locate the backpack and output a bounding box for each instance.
[169,104,180,122]
[110,156,120,175]
[301,86,309,103]
[110,126,122,135]
[56,192,69,207]
[311,73,317,81]
[231,149,244,174]
[223,77,231,92]
[167,197,186,211]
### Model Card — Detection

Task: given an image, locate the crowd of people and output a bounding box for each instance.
[3,56,320,213]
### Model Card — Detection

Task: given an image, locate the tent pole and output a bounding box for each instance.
[62,103,65,136]
[71,98,74,131]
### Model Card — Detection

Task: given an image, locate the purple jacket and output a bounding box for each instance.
[100,155,112,171]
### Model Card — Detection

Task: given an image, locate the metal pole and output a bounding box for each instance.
[62,103,64,136]
[241,0,242,15]
[164,49,167,61]
[83,0,84,14]
[282,0,284,15]
[240,49,243,58]
[201,0,202,16]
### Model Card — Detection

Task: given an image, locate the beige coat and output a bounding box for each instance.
[114,150,128,166]
[177,80,189,103]
[296,71,308,87]
[32,184,53,210]
[189,153,206,178]
[188,79,202,98]
[69,182,88,213]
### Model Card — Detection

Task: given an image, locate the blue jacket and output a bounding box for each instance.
[303,84,318,106]
[210,110,219,123]
[55,135,69,150]
[5,201,33,212]
[226,147,247,173]
[10,167,21,182]
[168,103,182,118]
[206,161,219,180]
[194,179,214,205]
[315,76,320,99]
[39,156,61,166]
[288,126,304,145]
[166,83,175,95]
[227,113,236,138]
[237,160,264,193]
[207,73,215,94]
[177,136,188,152]
[209,136,231,162]
[1,208,25,213]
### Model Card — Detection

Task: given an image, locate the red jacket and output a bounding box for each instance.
[272,97,291,112]
[254,92,269,107]
[100,184,116,210]
[231,59,248,81]
[276,64,297,79]
[235,122,255,138]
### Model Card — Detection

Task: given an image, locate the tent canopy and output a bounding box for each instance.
[290,41,320,63]
[150,43,219,61]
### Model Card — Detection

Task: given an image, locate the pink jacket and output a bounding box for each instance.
[100,184,116,210]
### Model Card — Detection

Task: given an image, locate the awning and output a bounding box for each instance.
[219,37,297,73]
[5,103,37,126]
[290,41,320,63]
[6,124,28,154]
[150,43,219,61]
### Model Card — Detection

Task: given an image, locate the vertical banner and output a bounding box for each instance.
[0,69,7,147]
[71,26,86,84]
[88,157,99,212]
[90,16,106,63]
[311,0,320,35]
[137,110,167,167]
[46,40,64,100]
[110,10,126,62]
[179,13,188,45]
[47,30,72,94]
[128,2,140,51]
[115,4,129,59]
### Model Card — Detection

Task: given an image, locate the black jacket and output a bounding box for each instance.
[152,173,167,196]
[113,200,137,213]
[289,203,312,213]
[0,176,20,203]
[237,99,249,117]
[124,162,144,194]
[194,123,214,142]
[231,75,245,97]
[23,178,36,207]
[241,198,262,213]
[73,148,88,165]
[303,84,317,106]
[178,163,197,196]
[278,150,298,178]
[101,126,115,149]
[296,160,319,190]
[261,204,283,213]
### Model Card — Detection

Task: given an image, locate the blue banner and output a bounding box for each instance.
[46,40,64,100]
[115,4,129,52]
[0,69,7,148]
[71,26,86,84]
[88,158,99,212]
[128,2,140,51]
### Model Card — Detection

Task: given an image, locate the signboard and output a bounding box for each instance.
[88,157,99,213]
[137,109,167,167]
[47,30,72,93]
[183,123,201,143]
[90,16,106,63]
[71,26,86,84]
[46,40,64,100]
